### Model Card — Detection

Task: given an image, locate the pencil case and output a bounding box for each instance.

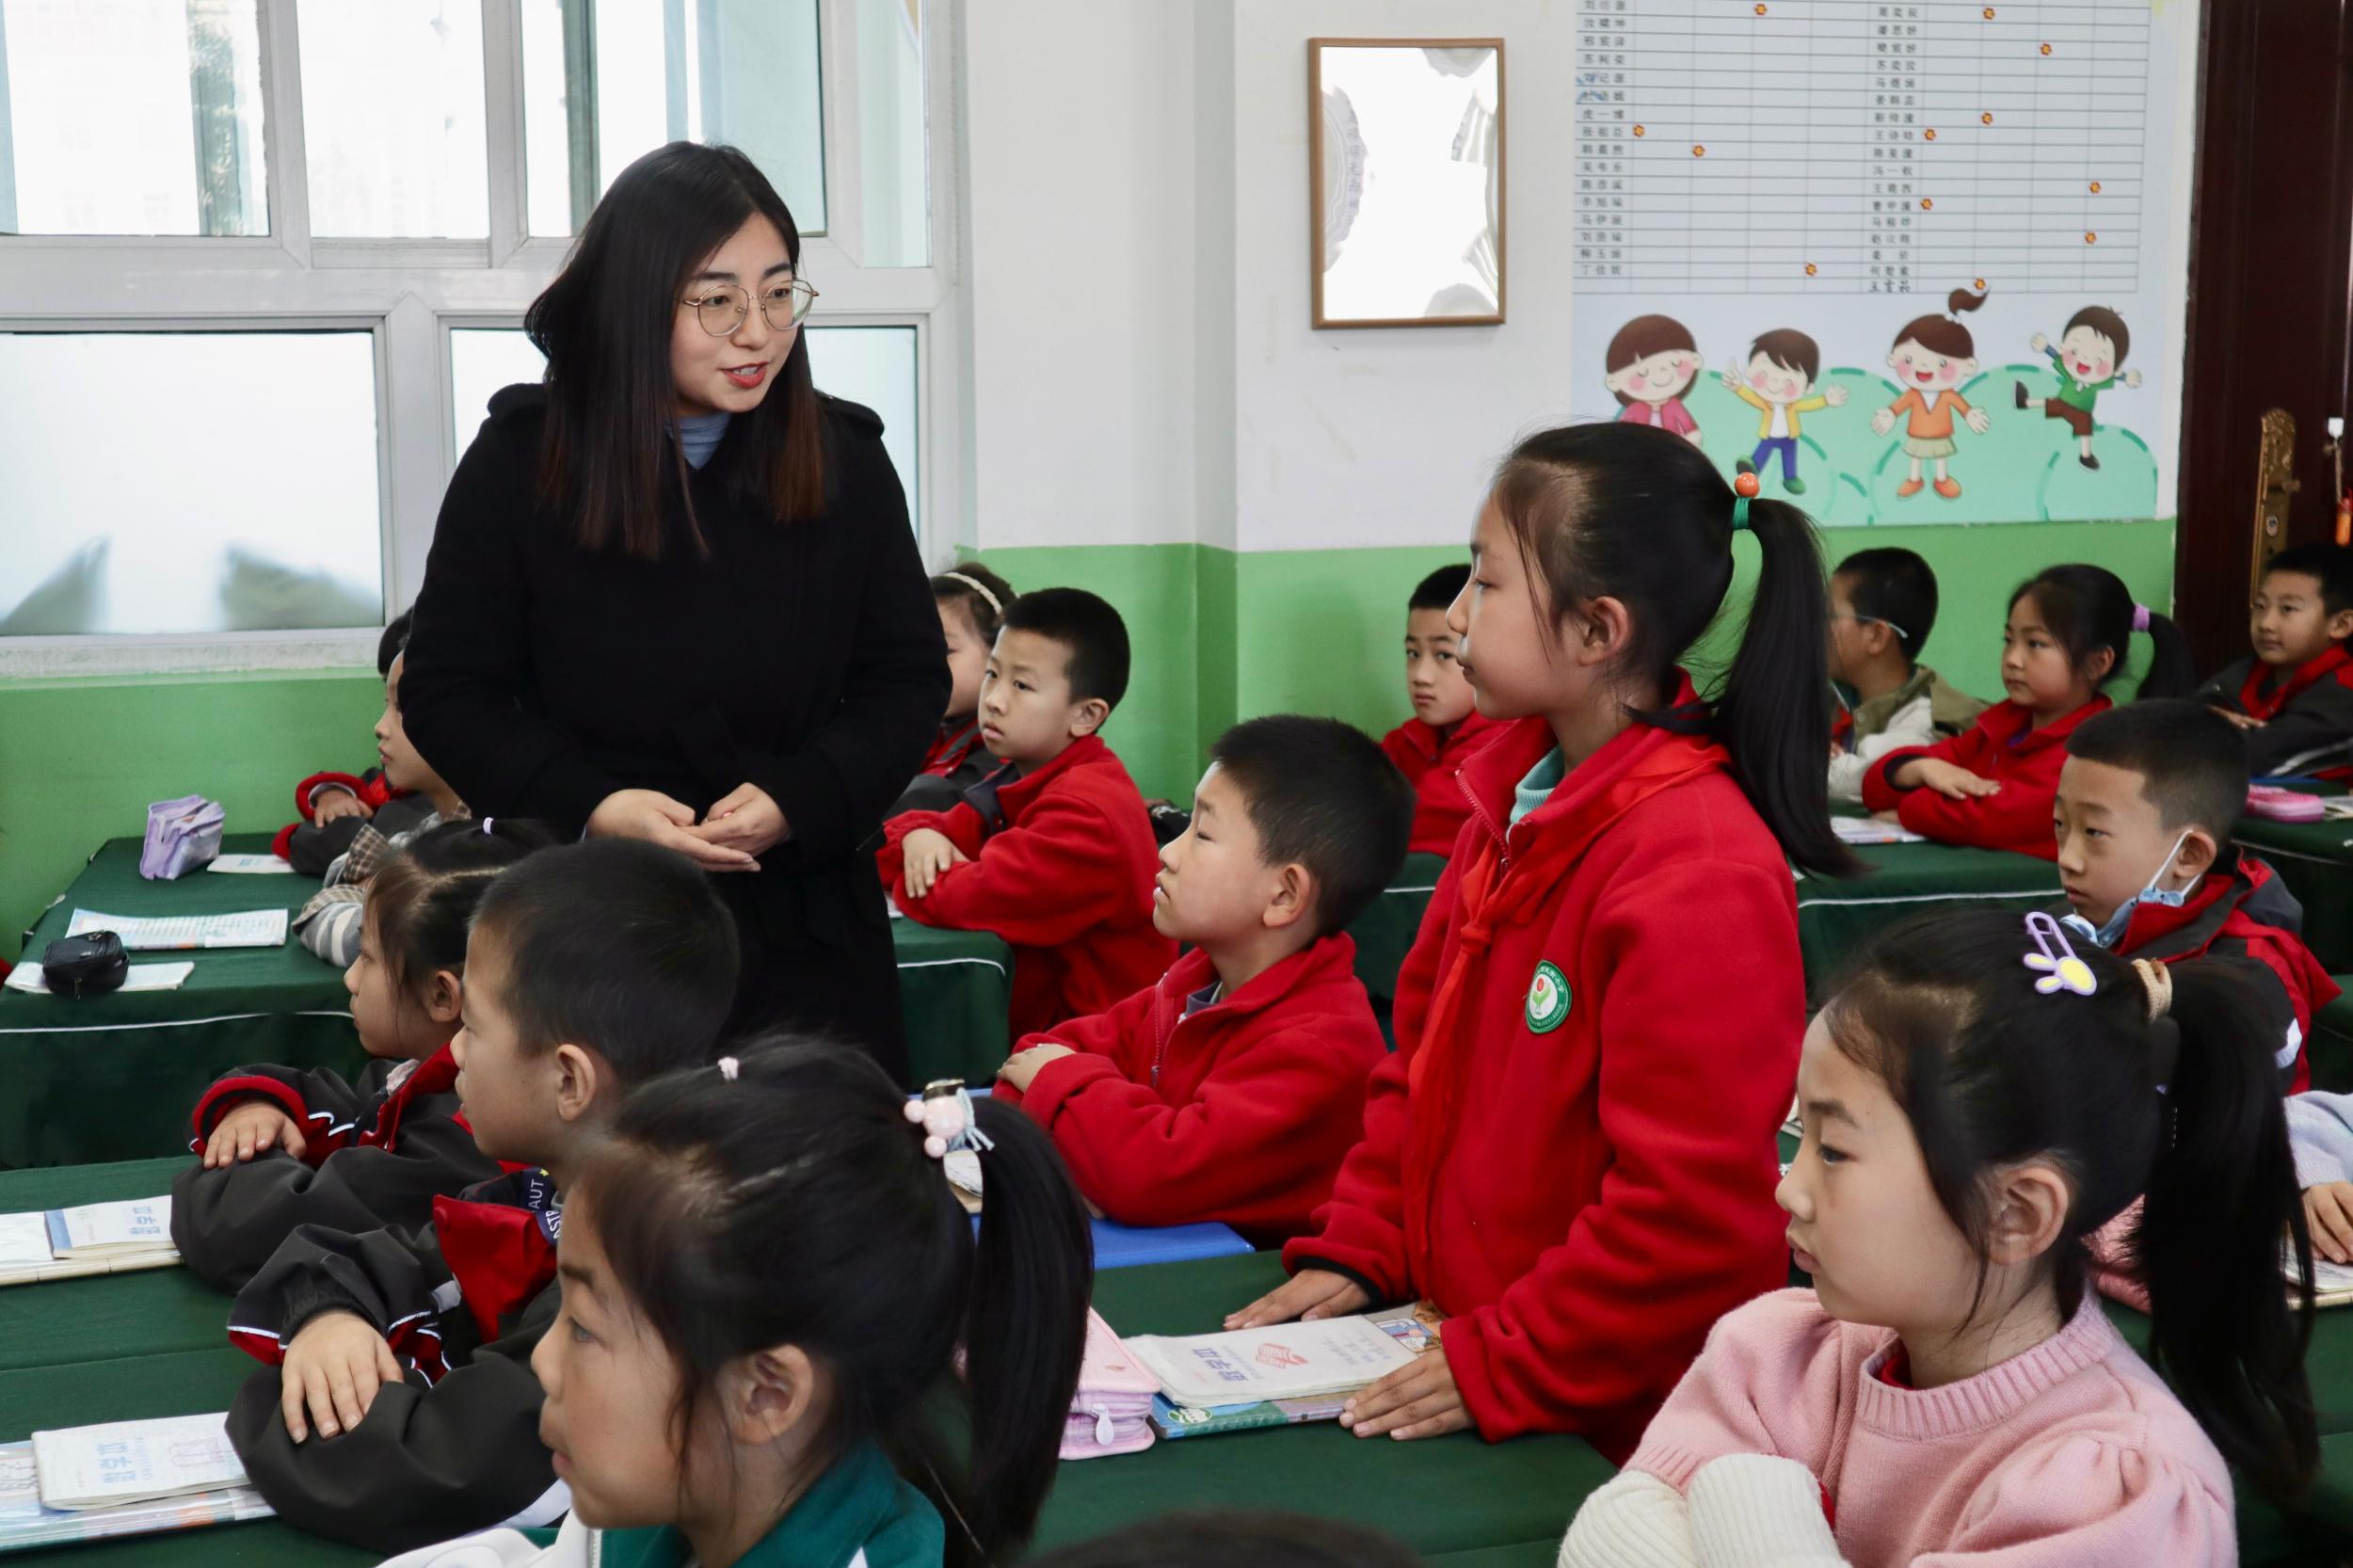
[2245,785,2327,824]
[140,794,225,880]
[1063,1308,1159,1460]
[41,934,128,999]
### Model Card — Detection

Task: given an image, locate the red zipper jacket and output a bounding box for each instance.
[1382,712,1509,856]
[1861,696,2113,857]
[1286,682,1805,1458]
[880,735,1175,1036]
[996,933,1385,1243]
[2106,854,2340,1092]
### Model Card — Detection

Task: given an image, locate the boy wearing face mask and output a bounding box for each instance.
[2054,700,2338,1089]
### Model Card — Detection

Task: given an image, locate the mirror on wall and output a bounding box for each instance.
[1310,39,1505,329]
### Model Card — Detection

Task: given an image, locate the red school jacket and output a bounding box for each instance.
[995,934,1385,1242]
[2109,854,2341,1093]
[1285,688,1805,1460]
[1861,696,2113,858]
[1381,712,1508,856]
[880,734,1175,1037]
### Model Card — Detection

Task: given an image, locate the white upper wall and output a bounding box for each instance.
[960,0,1209,552]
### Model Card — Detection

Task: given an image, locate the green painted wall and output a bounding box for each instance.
[0,671,383,961]
[0,515,2175,958]
[976,517,2176,799]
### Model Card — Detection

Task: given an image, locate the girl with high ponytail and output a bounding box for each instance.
[1229,421,1849,1456]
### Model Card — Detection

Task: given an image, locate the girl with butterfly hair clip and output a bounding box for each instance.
[1561,908,2316,1568]
[377,1044,1092,1568]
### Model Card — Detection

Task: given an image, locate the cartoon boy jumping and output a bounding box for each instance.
[1721,328,1849,496]
[2014,306,2141,471]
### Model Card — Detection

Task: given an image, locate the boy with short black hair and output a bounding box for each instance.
[2197,542,2353,777]
[273,612,427,873]
[221,839,740,1553]
[2056,700,2338,1089]
[1380,564,1503,855]
[997,715,1412,1242]
[1826,547,1985,803]
[883,586,1174,1035]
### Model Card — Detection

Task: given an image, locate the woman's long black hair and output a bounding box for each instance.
[525,142,825,559]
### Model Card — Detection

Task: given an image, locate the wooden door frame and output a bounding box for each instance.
[2175,0,2353,674]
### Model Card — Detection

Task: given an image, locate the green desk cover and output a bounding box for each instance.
[2,840,1012,1167]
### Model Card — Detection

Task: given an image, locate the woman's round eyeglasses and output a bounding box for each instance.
[680,280,819,337]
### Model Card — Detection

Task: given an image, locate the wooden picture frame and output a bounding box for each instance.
[1309,37,1506,329]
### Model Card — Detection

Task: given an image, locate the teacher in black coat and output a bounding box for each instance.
[400,142,947,1080]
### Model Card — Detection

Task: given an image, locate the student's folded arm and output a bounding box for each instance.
[1443,856,1802,1442]
[878,805,987,910]
[228,1221,452,1364]
[396,450,620,835]
[1282,1045,1413,1301]
[1912,1432,2232,1567]
[744,454,949,861]
[225,1293,561,1553]
[1892,774,2047,853]
[1828,696,1936,804]
[2243,680,2353,774]
[1858,740,1942,810]
[907,796,1139,945]
[1023,1032,1350,1226]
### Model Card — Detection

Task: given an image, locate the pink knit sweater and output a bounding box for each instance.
[1626,1288,2236,1566]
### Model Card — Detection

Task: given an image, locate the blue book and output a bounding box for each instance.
[965,1214,1252,1270]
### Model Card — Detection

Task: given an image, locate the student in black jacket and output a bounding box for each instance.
[224,840,739,1551]
[399,142,946,1080]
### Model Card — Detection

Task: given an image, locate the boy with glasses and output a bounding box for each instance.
[1827,547,1986,804]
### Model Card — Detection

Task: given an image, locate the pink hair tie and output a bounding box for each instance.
[2130,603,2152,633]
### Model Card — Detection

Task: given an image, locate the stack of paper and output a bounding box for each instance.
[63,909,286,952]
[2288,1250,2353,1309]
[205,855,295,876]
[4,963,194,997]
[1830,816,1926,846]
[0,1416,271,1551]
[0,1198,179,1288]
[1123,1315,1427,1412]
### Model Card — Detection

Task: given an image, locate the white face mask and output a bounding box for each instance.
[2061,828,2197,949]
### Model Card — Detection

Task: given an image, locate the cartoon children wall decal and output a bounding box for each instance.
[1604,313,1705,446]
[1870,285,1994,501]
[2016,306,2141,471]
[1720,328,1849,496]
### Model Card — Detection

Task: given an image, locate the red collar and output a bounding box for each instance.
[925,720,984,776]
[990,733,1111,814]
[363,1044,462,1152]
[2239,644,2353,722]
[2113,856,2282,957]
[1393,711,1504,766]
[1152,933,1358,1031]
[1975,695,2112,757]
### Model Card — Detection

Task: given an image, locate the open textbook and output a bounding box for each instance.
[1124,1311,1437,1412]
[0,1197,178,1288]
[0,1416,270,1552]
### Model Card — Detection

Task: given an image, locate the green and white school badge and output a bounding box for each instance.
[1525,961,1571,1033]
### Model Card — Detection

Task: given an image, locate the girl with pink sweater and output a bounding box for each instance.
[1563,909,2317,1566]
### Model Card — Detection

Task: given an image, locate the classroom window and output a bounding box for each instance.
[296,0,489,239]
[0,331,382,637]
[0,0,267,236]
[519,0,827,240]
[448,323,921,532]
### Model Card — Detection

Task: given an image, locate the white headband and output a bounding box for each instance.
[937,571,1003,617]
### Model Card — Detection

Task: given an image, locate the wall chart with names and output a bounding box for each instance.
[1569,0,2188,526]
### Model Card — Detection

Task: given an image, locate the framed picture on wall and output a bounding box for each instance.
[1309,38,1505,329]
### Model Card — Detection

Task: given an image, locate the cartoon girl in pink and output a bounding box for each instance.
[1870,286,1994,501]
[1604,314,1705,446]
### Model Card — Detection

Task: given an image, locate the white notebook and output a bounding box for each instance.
[1124,1316,1423,1410]
[29,1416,248,1512]
[5,963,194,996]
[64,908,286,952]
[204,855,295,875]
[0,1199,179,1288]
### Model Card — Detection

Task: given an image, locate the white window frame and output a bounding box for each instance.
[0,0,964,679]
